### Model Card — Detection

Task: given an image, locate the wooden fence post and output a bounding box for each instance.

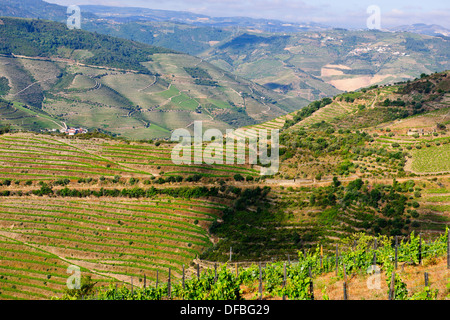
[343,282,348,300]
[320,245,323,269]
[335,244,339,276]
[395,236,398,270]
[131,276,133,296]
[168,268,171,299]
[235,263,238,277]
[343,264,348,300]
[156,270,159,289]
[389,271,395,300]
[309,266,314,300]
[143,274,146,289]
[447,230,450,269]
[373,238,377,266]
[214,263,217,283]
[197,263,200,279]
[424,272,429,299]
[282,262,286,301]
[258,262,263,300]
[419,233,422,265]
[182,265,185,290]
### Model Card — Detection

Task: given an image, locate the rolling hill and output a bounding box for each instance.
[0,17,307,139]
[2,1,450,106]
[200,30,450,101]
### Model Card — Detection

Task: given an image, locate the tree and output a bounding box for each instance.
[60,276,97,300]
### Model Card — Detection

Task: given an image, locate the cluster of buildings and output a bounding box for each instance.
[406,128,437,136]
[60,127,88,135]
[348,45,409,57]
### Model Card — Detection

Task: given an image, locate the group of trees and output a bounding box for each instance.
[308,178,420,236]
[183,67,212,79]
[283,97,333,129]
[0,77,10,95]
[0,125,11,135]
[0,18,174,74]
[18,183,222,199]
[203,186,307,261]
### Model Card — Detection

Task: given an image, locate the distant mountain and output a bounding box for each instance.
[1,0,450,104]
[0,0,97,22]
[80,5,329,33]
[390,24,450,37]
[201,29,450,100]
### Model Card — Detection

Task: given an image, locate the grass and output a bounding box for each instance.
[412,144,450,173]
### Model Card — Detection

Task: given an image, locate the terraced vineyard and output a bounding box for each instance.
[0,234,113,300]
[0,195,225,298]
[0,131,261,299]
[269,176,450,251]
[0,132,260,183]
[1,72,450,301]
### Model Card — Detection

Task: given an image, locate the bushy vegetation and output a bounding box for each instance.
[283,98,333,129]
[183,67,212,79]
[0,77,11,95]
[0,18,174,74]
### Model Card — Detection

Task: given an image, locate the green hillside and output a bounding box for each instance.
[0,17,308,139]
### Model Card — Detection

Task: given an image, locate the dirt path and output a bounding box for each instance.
[0,231,118,283]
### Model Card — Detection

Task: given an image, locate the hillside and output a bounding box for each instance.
[0,17,306,139]
[201,30,450,101]
[0,71,449,300]
[208,72,450,260]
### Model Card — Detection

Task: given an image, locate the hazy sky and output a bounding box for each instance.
[46,0,450,29]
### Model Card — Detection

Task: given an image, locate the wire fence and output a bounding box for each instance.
[84,231,450,300]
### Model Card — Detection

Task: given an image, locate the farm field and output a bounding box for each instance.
[0,132,260,183]
[0,194,225,299]
[411,144,450,173]
[0,131,264,299]
[0,234,114,300]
